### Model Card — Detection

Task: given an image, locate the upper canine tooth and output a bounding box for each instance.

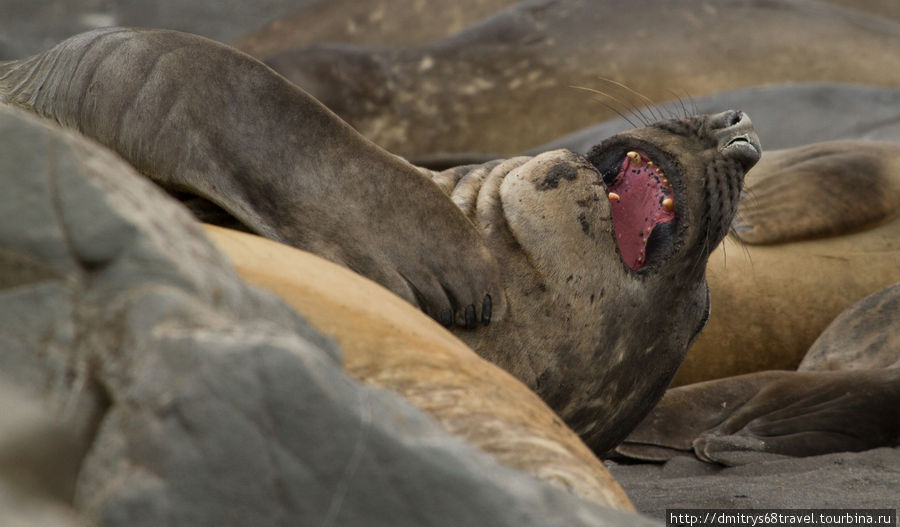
[626,151,643,166]
[608,192,621,202]
[662,197,675,212]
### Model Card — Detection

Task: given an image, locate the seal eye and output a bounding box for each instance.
[606,150,676,270]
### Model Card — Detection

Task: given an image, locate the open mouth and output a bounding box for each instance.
[604,150,676,270]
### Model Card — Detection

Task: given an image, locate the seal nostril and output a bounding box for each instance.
[727,111,743,127]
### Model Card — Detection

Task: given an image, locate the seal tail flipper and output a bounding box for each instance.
[613,371,794,462]
[733,141,900,245]
[615,369,900,465]
[694,369,900,465]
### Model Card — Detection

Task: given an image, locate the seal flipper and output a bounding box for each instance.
[617,369,900,465]
[734,141,900,244]
[0,28,505,328]
[693,369,900,465]
[613,371,794,462]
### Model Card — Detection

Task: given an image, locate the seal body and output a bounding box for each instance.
[251,0,900,158]
[0,28,760,455]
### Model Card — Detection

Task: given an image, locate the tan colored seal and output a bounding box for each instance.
[203,224,634,509]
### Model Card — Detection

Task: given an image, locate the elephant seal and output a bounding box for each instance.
[250,0,900,158]
[233,0,520,56]
[0,28,761,455]
[202,224,633,509]
[0,27,502,330]
[615,283,900,465]
[675,140,900,385]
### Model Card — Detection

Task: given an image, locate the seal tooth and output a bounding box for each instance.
[662,197,675,212]
[626,151,643,167]
[608,192,621,202]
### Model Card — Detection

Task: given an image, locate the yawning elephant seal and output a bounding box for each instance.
[0,27,760,454]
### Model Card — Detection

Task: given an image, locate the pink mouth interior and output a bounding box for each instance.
[608,152,675,270]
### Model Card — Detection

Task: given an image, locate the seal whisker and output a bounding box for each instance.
[596,77,663,123]
[571,84,651,126]
[570,85,641,128]
[665,88,692,120]
[589,96,640,129]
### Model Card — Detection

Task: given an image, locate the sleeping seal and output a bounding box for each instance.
[247,0,900,158]
[0,28,760,454]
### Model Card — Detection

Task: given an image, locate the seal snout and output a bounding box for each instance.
[710,110,761,171]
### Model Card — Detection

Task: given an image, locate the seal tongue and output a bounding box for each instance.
[608,152,675,270]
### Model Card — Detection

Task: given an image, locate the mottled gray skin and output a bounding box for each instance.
[0,28,760,455]
[617,284,900,464]
[0,27,500,329]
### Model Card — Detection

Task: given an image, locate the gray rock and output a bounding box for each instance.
[0,104,657,526]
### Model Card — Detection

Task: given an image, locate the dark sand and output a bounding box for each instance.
[609,448,900,520]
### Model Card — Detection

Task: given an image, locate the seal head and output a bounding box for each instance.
[459,110,761,454]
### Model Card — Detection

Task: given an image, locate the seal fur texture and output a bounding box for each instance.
[0,28,760,455]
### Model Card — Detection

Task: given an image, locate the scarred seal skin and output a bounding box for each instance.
[0,28,760,455]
